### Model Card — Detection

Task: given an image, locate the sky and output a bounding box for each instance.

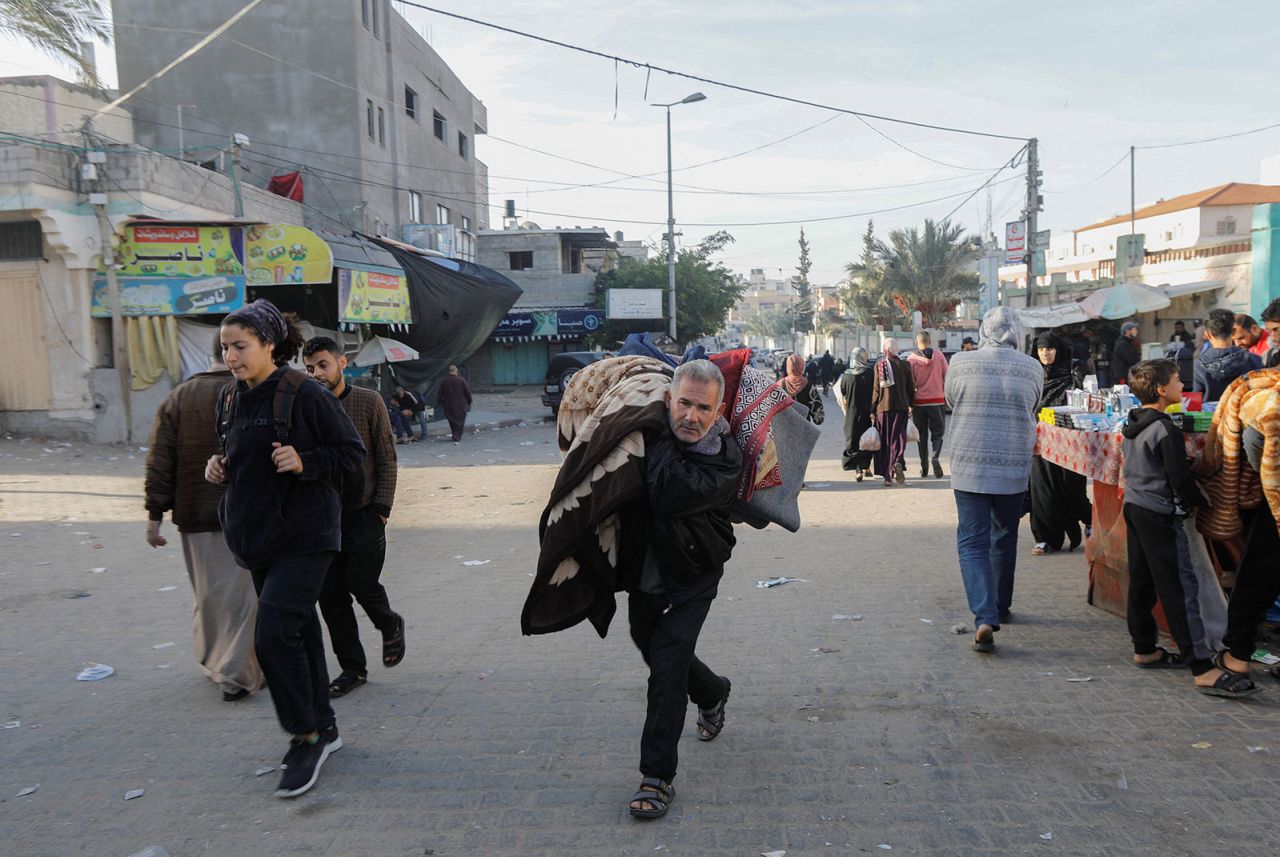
[4,0,1280,284]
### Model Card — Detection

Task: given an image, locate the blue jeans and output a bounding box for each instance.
[954,489,1023,630]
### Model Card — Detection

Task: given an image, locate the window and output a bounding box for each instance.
[1217,217,1236,236]
[0,220,42,259]
[433,110,446,141]
[461,215,471,232]
[509,251,533,271]
[371,0,379,36]
[457,131,468,160]
[436,203,450,225]
[366,99,375,141]
[409,191,422,224]
[361,0,369,28]
[377,106,385,146]
[404,85,418,120]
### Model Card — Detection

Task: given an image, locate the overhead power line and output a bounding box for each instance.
[395,1,1027,143]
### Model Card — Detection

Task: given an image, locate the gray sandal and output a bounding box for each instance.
[696,679,731,742]
[628,777,675,819]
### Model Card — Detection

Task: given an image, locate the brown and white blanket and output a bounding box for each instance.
[522,353,816,637]
[1194,369,1279,540]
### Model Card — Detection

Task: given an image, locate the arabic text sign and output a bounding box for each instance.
[1005,220,1027,265]
[338,269,412,324]
[556,309,604,335]
[606,288,664,319]
[118,224,242,278]
[90,275,244,317]
[244,224,333,285]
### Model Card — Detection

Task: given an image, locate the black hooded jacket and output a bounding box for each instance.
[1121,407,1207,516]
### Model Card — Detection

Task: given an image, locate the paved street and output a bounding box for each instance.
[2,403,1279,857]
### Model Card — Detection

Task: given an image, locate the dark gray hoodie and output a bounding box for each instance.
[1121,407,1207,516]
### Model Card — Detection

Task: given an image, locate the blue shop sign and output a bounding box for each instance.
[556,309,604,335]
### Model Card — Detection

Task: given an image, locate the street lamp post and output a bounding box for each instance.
[653,92,706,344]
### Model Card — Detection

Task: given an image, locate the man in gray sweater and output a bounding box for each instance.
[944,306,1043,653]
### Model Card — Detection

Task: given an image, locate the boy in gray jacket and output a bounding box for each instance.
[1121,359,1257,698]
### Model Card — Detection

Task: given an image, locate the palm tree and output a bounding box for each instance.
[845,218,980,328]
[0,0,111,87]
[842,221,898,327]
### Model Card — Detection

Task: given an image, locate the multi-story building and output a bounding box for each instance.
[112,0,488,245]
[1002,181,1280,332]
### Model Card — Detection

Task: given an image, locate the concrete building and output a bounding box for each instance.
[0,75,134,143]
[729,267,793,321]
[464,224,620,385]
[0,76,304,443]
[112,0,488,243]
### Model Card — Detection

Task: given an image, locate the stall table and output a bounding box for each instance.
[1033,422,1207,619]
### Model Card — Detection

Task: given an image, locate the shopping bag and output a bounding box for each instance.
[906,419,920,443]
[858,426,881,451]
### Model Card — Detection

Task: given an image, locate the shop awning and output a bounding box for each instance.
[1017,302,1091,328]
[1161,280,1226,300]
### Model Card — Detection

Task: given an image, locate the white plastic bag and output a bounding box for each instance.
[906,419,920,443]
[859,426,881,451]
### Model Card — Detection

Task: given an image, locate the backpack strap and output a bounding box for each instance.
[272,368,310,444]
[214,380,238,454]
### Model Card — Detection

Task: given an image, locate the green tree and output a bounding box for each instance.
[790,227,814,333]
[0,0,111,87]
[588,230,745,347]
[840,220,897,327]
[743,307,793,340]
[843,218,979,328]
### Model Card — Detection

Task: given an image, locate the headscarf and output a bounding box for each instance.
[782,353,809,396]
[1035,332,1074,408]
[876,338,897,387]
[223,299,288,346]
[849,347,870,374]
[979,305,1022,350]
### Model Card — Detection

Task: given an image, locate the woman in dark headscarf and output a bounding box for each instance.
[838,347,875,480]
[1029,332,1093,555]
[871,337,915,486]
[780,353,823,422]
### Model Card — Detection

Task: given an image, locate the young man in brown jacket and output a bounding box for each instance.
[303,338,406,697]
[144,336,262,701]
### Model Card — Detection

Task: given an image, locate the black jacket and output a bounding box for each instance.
[1111,336,1142,383]
[644,424,742,604]
[217,366,366,569]
[1194,346,1261,402]
[1121,407,1207,516]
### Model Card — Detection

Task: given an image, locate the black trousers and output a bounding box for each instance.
[911,405,945,465]
[1029,456,1092,550]
[319,507,397,675]
[1224,504,1280,662]
[628,590,729,783]
[1123,505,1213,675]
[251,551,336,736]
[448,418,465,442]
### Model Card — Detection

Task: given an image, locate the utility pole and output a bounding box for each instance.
[1023,138,1042,307]
[82,120,131,442]
[176,104,197,160]
[1130,145,1136,235]
[229,133,248,217]
[665,105,677,342]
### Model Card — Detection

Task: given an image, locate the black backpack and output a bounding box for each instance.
[215,368,310,453]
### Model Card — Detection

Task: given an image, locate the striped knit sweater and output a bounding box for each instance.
[337,384,398,517]
[944,346,1043,495]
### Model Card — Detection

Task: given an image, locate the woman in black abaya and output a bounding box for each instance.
[1030,333,1093,555]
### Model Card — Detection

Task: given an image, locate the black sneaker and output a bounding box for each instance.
[274,733,339,798]
[932,457,944,479]
[282,723,341,768]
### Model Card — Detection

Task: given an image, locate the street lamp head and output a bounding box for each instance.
[681,92,707,104]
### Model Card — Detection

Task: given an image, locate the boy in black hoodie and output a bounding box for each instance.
[1193,308,1261,402]
[1121,359,1258,698]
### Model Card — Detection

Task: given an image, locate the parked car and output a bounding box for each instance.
[542,351,611,413]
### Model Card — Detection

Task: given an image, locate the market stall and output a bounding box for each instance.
[1033,416,1210,619]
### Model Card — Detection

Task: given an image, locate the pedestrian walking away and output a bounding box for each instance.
[627,360,739,820]
[780,353,823,424]
[303,338,407,700]
[1121,359,1258,698]
[438,365,473,443]
[945,307,1042,652]
[906,330,948,478]
[144,334,262,702]
[1029,333,1092,555]
[818,350,835,396]
[206,300,366,799]
[871,337,914,486]
[837,347,874,481]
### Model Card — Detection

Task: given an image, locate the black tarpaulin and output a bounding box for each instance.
[370,238,521,396]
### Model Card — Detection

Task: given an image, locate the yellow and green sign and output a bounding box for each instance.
[244,224,333,285]
[117,224,242,278]
[338,268,412,323]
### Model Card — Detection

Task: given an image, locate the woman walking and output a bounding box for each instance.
[838,348,875,481]
[1029,333,1093,554]
[871,339,915,486]
[780,353,823,422]
[205,300,365,799]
